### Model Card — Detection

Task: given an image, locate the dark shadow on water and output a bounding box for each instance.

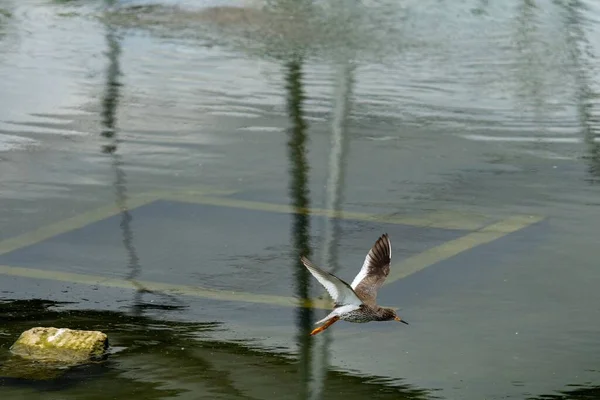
[0,298,430,399]
[0,298,219,397]
[530,383,600,400]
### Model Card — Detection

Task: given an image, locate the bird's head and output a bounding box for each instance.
[382,307,409,325]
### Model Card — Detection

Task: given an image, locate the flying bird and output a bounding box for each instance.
[301,233,408,336]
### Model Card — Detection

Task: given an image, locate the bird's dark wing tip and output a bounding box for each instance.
[300,255,313,267]
[372,234,391,259]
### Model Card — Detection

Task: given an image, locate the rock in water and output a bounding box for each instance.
[9,327,108,364]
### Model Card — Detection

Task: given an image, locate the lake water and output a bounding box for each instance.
[1,0,600,399]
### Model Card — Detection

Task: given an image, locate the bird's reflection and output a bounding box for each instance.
[100,0,182,315]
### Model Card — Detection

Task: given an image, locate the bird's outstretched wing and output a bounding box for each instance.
[350,233,392,305]
[301,256,363,307]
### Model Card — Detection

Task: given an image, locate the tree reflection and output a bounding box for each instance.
[511,0,551,135]
[558,0,600,182]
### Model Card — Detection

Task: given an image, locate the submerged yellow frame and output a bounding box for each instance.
[0,187,543,310]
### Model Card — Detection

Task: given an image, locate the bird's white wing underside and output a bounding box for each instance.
[351,236,392,289]
[301,256,363,307]
[350,255,370,289]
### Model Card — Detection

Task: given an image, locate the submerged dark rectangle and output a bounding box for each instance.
[0,200,466,298]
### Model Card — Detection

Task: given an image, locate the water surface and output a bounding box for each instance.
[1,0,600,399]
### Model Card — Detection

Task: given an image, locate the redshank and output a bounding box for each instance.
[301,233,408,336]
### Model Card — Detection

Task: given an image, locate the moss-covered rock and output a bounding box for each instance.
[9,327,108,364]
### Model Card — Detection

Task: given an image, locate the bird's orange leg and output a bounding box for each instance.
[310,316,340,336]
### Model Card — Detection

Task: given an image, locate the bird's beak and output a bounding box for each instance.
[394,316,409,325]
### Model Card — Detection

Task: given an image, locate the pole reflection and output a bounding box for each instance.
[285,55,314,400]
[100,0,181,315]
[309,59,354,400]
[281,3,357,398]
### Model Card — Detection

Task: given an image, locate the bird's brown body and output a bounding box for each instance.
[340,305,398,323]
[301,233,408,336]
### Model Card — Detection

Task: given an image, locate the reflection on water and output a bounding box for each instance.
[96,0,600,141]
[100,0,148,311]
[103,0,405,62]
[2,0,600,399]
[284,45,356,400]
[320,60,354,274]
[0,299,430,399]
[559,0,600,182]
[309,59,354,400]
[99,0,183,314]
[531,385,600,400]
[511,0,548,123]
[284,55,314,399]
[498,0,600,153]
